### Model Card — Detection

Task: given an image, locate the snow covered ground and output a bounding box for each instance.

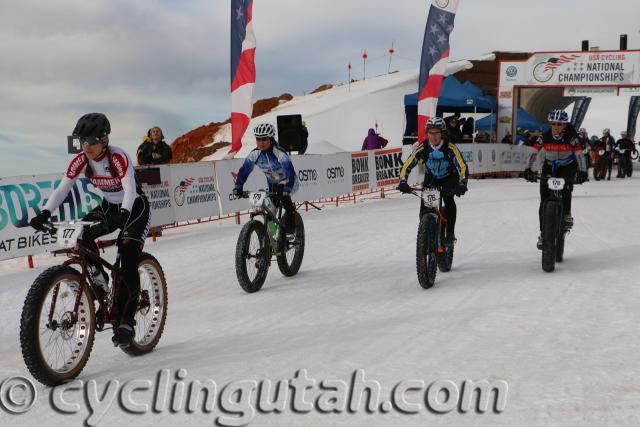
[205,69,420,160]
[1,176,640,426]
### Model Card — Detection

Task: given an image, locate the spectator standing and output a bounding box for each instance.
[361,128,381,150]
[600,128,616,180]
[137,126,172,237]
[137,126,172,165]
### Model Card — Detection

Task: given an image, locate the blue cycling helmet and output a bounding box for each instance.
[547,109,569,123]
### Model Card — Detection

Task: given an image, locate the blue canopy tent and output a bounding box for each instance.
[404,76,496,111]
[403,76,496,143]
[462,80,482,96]
[475,108,549,133]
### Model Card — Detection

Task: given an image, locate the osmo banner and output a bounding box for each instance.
[0,174,102,260]
[291,154,324,202]
[321,153,351,198]
[170,162,220,222]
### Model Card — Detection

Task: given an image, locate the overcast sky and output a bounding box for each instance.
[1,0,639,176]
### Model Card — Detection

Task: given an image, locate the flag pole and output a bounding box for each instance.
[362,50,368,80]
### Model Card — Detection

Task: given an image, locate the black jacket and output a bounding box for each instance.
[137,140,172,165]
[601,135,616,153]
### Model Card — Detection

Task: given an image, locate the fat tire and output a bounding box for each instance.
[20,266,95,386]
[542,202,559,272]
[277,212,305,277]
[235,220,271,293]
[556,231,565,263]
[437,244,455,272]
[416,214,438,289]
[121,253,168,356]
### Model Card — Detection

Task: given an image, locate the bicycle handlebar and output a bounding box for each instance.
[238,189,291,199]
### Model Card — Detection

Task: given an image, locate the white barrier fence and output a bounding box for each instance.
[0,144,533,261]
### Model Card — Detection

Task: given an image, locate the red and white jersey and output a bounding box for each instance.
[44,146,139,212]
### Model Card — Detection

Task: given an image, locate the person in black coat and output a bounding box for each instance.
[137,126,172,165]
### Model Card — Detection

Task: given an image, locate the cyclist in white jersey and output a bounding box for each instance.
[30,113,151,347]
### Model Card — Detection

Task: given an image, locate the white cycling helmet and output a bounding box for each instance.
[426,117,446,131]
[254,123,276,139]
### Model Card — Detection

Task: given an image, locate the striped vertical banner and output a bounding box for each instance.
[228,0,256,158]
[417,0,459,143]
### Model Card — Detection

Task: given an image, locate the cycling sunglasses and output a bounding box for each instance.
[76,135,108,146]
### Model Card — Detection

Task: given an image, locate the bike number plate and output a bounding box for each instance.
[421,188,439,208]
[248,191,267,209]
[56,224,83,249]
[548,177,565,190]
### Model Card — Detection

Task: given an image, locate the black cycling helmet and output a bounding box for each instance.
[72,113,111,138]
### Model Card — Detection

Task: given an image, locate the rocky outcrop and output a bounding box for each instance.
[169,93,296,162]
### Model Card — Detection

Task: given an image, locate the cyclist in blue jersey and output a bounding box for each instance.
[232,123,299,240]
[397,117,469,244]
[523,109,588,249]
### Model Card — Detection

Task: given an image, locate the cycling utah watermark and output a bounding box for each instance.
[1,369,508,426]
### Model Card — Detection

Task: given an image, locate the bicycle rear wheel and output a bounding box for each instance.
[437,244,455,272]
[542,202,559,272]
[122,253,168,356]
[20,266,95,386]
[555,231,566,263]
[277,212,305,277]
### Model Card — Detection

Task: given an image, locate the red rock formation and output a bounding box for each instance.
[169,93,295,162]
[310,84,333,94]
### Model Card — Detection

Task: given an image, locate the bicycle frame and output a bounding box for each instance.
[246,190,287,255]
[49,234,120,329]
[414,187,449,253]
[540,166,568,233]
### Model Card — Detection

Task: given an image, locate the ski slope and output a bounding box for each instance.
[1,176,640,426]
[204,60,473,160]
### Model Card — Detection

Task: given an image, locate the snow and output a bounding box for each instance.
[1,176,640,426]
[205,69,419,160]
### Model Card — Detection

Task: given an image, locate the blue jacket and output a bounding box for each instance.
[399,141,468,184]
[234,144,299,193]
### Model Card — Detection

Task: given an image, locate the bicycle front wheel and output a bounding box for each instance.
[235,220,271,293]
[20,266,95,386]
[416,214,438,289]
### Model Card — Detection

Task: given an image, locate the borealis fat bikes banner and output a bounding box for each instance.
[0,145,533,261]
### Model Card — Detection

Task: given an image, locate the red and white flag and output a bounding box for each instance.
[227,0,256,158]
[417,0,459,143]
